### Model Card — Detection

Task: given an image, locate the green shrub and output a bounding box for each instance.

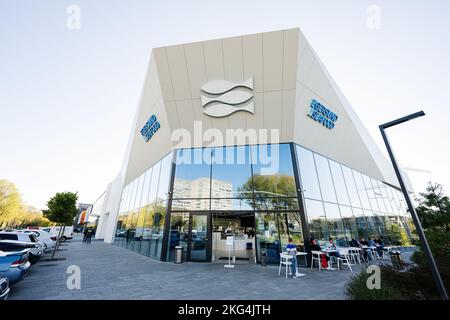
[345,265,393,300]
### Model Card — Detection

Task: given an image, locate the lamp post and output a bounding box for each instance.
[379,110,448,300]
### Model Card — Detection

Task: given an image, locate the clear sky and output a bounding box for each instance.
[1,0,449,209]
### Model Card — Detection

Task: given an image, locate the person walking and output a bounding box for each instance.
[85,229,92,244]
[82,228,88,243]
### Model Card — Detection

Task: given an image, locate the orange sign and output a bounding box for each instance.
[79,210,87,224]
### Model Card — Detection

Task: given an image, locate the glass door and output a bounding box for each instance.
[188,213,210,262]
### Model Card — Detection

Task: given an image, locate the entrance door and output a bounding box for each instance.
[187,213,210,262]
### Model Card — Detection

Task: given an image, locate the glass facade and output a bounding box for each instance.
[114,152,172,260]
[113,143,416,263]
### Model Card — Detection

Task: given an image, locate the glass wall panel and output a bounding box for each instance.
[255,212,281,264]
[211,146,253,210]
[371,178,387,213]
[362,174,379,211]
[353,171,371,210]
[304,199,329,242]
[166,212,190,261]
[141,168,152,207]
[296,146,322,200]
[314,154,337,203]
[253,197,299,211]
[171,199,210,211]
[278,212,304,252]
[173,148,212,199]
[140,204,154,256]
[342,166,362,208]
[157,153,173,202]
[339,205,358,242]
[149,201,166,259]
[251,144,297,199]
[323,202,346,245]
[352,207,369,238]
[129,174,145,250]
[148,162,160,204]
[329,160,351,206]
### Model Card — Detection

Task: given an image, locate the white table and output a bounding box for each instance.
[321,249,339,270]
[282,251,307,277]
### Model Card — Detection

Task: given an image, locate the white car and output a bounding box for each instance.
[0,232,44,261]
[35,226,73,241]
[20,230,55,252]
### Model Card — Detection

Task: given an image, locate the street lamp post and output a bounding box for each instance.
[379,110,448,300]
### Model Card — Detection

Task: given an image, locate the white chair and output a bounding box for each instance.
[310,250,323,271]
[337,248,354,272]
[348,248,362,264]
[278,253,293,278]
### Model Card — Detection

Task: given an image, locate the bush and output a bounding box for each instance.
[345,263,442,300]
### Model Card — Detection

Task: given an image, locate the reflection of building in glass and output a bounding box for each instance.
[172,178,233,210]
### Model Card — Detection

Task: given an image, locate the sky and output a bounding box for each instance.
[1,0,449,209]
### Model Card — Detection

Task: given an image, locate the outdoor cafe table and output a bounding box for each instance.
[282,251,308,277]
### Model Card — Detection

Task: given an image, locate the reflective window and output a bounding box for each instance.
[353,171,371,210]
[148,161,160,204]
[342,166,361,208]
[173,148,212,199]
[251,144,297,198]
[255,212,281,264]
[339,205,358,241]
[128,178,139,211]
[171,199,210,211]
[305,199,328,241]
[296,146,322,200]
[329,160,351,206]
[371,178,387,213]
[157,153,173,201]
[323,202,346,244]
[362,174,379,211]
[314,154,337,203]
[141,168,152,207]
[166,212,190,261]
[211,146,252,199]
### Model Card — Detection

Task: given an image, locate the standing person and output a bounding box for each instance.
[86,229,92,244]
[286,238,301,278]
[82,228,88,243]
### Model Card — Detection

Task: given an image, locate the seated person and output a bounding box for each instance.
[309,238,322,251]
[368,237,376,247]
[286,238,301,278]
[375,238,385,257]
[349,238,360,247]
[326,237,340,258]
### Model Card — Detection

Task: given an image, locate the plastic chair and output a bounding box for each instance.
[278,253,293,278]
[310,250,323,271]
[337,248,354,272]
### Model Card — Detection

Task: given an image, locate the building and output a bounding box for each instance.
[93,28,416,264]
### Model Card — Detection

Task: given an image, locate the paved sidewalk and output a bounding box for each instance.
[9,238,362,300]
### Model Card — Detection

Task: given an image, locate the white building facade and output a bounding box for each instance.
[94,28,415,264]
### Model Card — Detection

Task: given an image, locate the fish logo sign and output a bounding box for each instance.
[200,77,254,117]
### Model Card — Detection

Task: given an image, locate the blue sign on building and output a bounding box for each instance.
[307,99,338,129]
[140,114,160,142]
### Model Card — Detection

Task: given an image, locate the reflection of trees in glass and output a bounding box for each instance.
[238,174,297,210]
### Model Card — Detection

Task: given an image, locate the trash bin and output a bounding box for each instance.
[175,246,183,264]
[389,250,403,269]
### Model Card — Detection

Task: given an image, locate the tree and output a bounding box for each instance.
[416,182,450,231]
[44,192,78,260]
[0,179,22,228]
[238,174,297,210]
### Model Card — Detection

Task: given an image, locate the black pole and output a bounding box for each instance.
[379,111,448,300]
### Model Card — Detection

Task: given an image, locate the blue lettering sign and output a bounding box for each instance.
[140,114,160,142]
[307,99,338,129]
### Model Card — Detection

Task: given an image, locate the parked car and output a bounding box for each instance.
[20,229,55,252]
[0,276,10,300]
[0,249,31,285]
[0,232,44,263]
[37,226,74,241]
